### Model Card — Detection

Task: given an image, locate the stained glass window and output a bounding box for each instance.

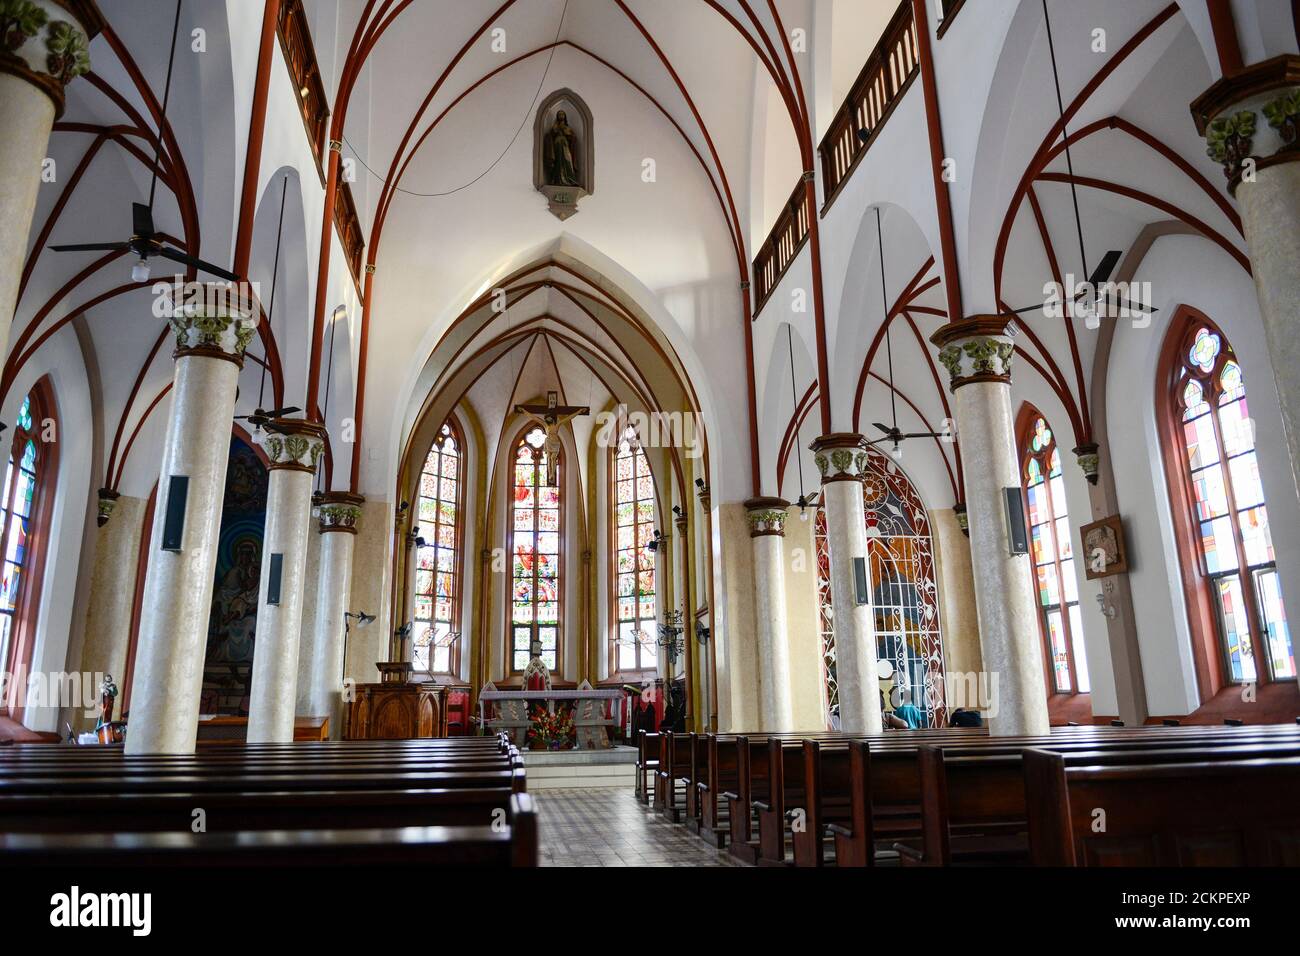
[815,450,946,728]
[1172,324,1294,682]
[0,391,50,692]
[613,429,657,673]
[511,426,560,672]
[1021,413,1089,694]
[413,422,460,674]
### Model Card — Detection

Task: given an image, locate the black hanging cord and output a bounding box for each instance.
[256,175,289,411]
[786,324,805,500]
[318,305,340,493]
[876,207,898,432]
[1042,0,1090,282]
[147,0,184,215]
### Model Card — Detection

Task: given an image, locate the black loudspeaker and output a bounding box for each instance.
[160,475,188,552]
[852,557,870,606]
[266,553,284,606]
[1004,487,1029,555]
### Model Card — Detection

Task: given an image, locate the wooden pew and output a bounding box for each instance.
[636,731,660,805]
[1023,748,1300,866]
[0,793,538,867]
[655,732,694,821]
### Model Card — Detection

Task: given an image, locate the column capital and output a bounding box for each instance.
[744,496,790,537]
[165,282,259,366]
[314,490,364,534]
[257,419,327,474]
[1191,54,1300,193]
[0,0,102,118]
[930,315,1017,390]
[1072,443,1101,485]
[809,433,869,484]
[95,486,118,527]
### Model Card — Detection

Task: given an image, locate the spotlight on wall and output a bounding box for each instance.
[344,611,376,629]
[646,530,664,553]
[694,478,705,490]
[672,505,685,519]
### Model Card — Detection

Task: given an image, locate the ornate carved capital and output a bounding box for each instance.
[258,419,327,474]
[315,490,364,534]
[165,282,258,366]
[1073,443,1101,486]
[810,433,870,485]
[930,316,1017,390]
[1191,55,1300,193]
[0,0,98,117]
[95,486,118,527]
[952,502,969,538]
[744,497,789,538]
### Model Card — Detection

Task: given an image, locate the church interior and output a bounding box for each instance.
[0,0,1298,897]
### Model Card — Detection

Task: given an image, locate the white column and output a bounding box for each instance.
[0,2,98,361]
[303,493,362,739]
[933,318,1049,736]
[745,498,795,731]
[126,285,257,754]
[246,420,327,743]
[1193,63,1300,497]
[811,437,883,735]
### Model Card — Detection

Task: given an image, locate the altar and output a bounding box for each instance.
[478,685,623,750]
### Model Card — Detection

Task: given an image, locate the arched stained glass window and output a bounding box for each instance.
[1020,412,1088,695]
[1169,322,1293,683]
[612,428,657,673]
[0,384,56,713]
[414,422,461,675]
[814,450,946,728]
[510,426,561,672]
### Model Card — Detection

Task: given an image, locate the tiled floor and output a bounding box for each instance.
[536,787,743,867]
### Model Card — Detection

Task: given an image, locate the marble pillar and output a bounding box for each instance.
[810,436,882,735]
[1193,58,1300,498]
[301,492,363,740]
[0,1,99,362]
[126,285,258,754]
[745,498,795,731]
[933,317,1049,736]
[246,419,327,743]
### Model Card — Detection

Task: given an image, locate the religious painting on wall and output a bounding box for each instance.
[815,449,947,729]
[533,88,594,220]
[201,436,269,715]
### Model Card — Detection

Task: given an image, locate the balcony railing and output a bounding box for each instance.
[751,178,812,313]
[334,180,365,293]
[277,0,330,178]
[816,0,919,211]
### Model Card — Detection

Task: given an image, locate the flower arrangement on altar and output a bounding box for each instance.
[526,704,575,750]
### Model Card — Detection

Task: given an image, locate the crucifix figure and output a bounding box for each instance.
[515,391,589,487]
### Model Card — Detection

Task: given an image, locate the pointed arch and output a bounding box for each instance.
[507,422,565,674]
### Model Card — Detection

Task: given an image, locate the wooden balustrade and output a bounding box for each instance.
[334,180,365,293]
[751,178,812,313]
[277,0,330,176]
[816,0,919,212]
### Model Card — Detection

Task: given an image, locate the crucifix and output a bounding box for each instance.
[514,391,589,487]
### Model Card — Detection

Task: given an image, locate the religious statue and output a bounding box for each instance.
[543,110,581,187]
[515,391,588,488]
[97,674,118,729]
[521,641,552,692]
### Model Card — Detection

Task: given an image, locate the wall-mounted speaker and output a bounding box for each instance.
[1004,487,1029,556]
[266,553,284,606]
[853,557,870,606]
[160,475,188,552]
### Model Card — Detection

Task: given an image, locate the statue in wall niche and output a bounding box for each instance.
[543,110,581,187]
[533,89,594,220]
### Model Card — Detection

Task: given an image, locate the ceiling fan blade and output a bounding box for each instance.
[903,432,944,440]
[1097,293,1159,315]
[1007,301,1052,316]
[263,406,301,419]
[871,423,894,435]
[1086,250,1123,289]
[50,242,130,253]
[133,202,155,238]
[156,245,241,283]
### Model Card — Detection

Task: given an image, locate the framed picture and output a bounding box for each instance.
[1080,515,1128,579]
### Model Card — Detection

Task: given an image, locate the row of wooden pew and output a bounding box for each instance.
[636,721,1300,866]
[0,735,538,867]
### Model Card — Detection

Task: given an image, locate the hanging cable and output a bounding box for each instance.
[787,323,805,501]
[147,0,183,214]
[343,0,570,199]
[1042,0,1091,281]
[877,207,898,434]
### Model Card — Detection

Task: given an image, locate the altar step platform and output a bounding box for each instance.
[521,745,638,790]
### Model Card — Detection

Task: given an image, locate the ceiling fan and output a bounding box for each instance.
[1006,1,1158,329]
[869,207,944,462]
[48,0,238,285]
[235,405,302,434]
